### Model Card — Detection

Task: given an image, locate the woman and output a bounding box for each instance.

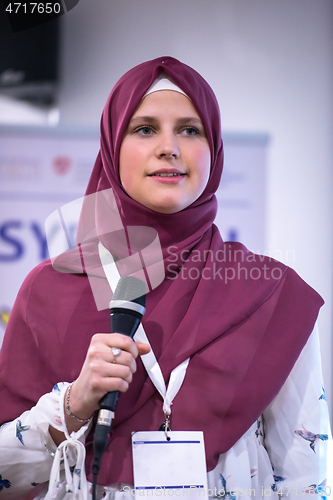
[0,56,331,499]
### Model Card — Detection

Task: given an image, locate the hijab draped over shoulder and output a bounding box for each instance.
[0,56,323,486]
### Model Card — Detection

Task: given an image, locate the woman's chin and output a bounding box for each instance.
[145,199,185,214]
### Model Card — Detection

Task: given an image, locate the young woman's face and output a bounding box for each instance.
[119,90,211,214]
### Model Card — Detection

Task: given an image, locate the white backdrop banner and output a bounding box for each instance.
[0,126,268,345]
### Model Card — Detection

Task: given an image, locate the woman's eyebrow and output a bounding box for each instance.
[176,117,203,126]
[129,116,158,124]
[129,116,203,125]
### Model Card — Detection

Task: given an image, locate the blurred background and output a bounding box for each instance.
[0,0,332,414]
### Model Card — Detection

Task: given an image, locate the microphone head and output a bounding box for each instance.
[112,276,146,307]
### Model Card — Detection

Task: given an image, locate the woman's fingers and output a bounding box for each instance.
[136,341,151,356]
[96,332,138,356]
[68,334,150,420]
[90,335,150,373]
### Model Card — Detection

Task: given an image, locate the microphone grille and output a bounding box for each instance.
[113,276,146,306]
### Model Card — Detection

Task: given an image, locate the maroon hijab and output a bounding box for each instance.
[0,57,323,487]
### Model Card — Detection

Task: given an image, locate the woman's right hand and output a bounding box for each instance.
[50,333,150,442]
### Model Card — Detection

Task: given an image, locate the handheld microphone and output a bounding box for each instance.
[92,276,146,482]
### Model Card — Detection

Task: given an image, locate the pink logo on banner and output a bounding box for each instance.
[52,156,72,176]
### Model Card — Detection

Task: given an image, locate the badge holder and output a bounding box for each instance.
[132,430,208,499]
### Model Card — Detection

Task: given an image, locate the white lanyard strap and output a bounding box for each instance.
[135,324,190,415]
[98,242,190,416]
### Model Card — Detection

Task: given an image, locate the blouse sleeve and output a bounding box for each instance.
[0,382,92,500]
[263,325,333,498]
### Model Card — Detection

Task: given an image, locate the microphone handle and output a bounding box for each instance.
[93,308,144,475]
[98,310,142,412]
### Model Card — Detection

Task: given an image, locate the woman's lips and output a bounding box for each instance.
[151,172,185,177]
[148,168,185,177]
[148,170,186,183]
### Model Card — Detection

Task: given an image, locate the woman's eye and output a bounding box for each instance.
[182,127,200,136]
[136,126,154,135]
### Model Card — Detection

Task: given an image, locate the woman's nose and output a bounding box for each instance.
[156,131,180,159]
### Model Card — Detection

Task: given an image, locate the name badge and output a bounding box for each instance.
[132,431,208,499]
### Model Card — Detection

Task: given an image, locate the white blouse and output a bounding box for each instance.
[0,327,332,500]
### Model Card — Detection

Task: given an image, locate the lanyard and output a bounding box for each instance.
[98,242,190,417]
